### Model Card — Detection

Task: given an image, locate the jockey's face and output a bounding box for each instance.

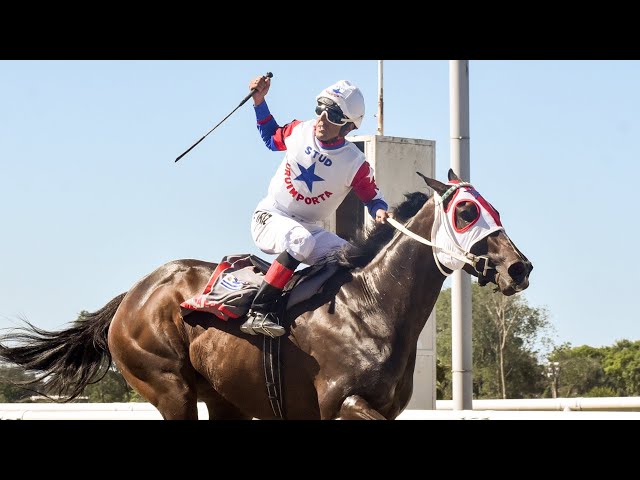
[315,111,355,142]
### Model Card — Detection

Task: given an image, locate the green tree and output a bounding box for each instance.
[435,290,452,400]
[435,358,449,400]
[476,286,551,398]
[82,366,136,402]
[584,386,617,397]
[0,365,43,402]
[436,281,551,399]
[602,340,640,396]
[548,341,640,397]
[549,344,607,397]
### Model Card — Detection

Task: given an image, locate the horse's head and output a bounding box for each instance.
[417,169,532,295]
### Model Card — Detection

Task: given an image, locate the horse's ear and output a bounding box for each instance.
[448,168,461,182]
[416,171,448,196]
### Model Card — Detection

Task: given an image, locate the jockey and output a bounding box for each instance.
[241,75,390,338]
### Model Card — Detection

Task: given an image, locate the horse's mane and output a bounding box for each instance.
[324,191,430,270]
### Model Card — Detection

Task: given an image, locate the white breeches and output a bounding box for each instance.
[250,205,348,265]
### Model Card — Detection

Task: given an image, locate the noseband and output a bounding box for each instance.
[386,182,501,277]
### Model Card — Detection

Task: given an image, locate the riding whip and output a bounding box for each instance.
[175,71,274,163]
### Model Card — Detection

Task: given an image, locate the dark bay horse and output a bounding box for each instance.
[0,169,532,419]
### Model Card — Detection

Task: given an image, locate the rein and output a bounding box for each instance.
[386,182,494,277]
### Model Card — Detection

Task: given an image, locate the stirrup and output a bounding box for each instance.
[240,311,285,338]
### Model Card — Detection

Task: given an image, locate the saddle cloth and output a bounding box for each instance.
[180,254,347,322]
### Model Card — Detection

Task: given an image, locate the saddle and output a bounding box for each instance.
[180,254,353,325]
[250,255,351,318]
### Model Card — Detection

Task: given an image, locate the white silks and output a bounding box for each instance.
[431,183,504,274]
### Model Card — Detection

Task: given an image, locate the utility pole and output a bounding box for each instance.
[450,60,472,410]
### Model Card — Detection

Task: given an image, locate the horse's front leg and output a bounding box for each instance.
[335,395,387,420]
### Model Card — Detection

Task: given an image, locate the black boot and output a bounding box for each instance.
[240,282,285,337]
[240,251,300,338]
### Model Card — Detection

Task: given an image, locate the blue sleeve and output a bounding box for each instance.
[365,199,389,219]
[254,101,280,151]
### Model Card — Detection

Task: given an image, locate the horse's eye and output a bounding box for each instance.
[457,201,479,227]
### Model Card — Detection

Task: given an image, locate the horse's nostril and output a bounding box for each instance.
[508,262,528,283]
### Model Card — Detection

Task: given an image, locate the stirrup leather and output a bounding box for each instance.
[240,311,285,338]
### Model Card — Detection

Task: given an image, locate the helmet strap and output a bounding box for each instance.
[340,123,356,136]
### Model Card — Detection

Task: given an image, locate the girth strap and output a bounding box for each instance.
[263,324,284,419]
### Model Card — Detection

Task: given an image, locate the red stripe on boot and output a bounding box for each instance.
[264,261,295,290]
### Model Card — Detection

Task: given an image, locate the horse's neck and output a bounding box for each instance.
[353,201,445,337]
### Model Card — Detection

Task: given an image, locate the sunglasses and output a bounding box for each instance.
[315,100,351,126]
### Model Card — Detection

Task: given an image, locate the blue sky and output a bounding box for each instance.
[0,60,637,351]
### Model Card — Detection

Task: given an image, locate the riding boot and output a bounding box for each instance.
[240,251,300,338]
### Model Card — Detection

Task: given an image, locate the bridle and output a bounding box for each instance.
[386,182,502,278]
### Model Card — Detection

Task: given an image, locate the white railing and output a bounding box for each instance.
[2,399,640,420]
[0,402,169,420]
[436,396,640,412]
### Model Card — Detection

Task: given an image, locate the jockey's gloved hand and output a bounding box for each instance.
[376,209,391,224]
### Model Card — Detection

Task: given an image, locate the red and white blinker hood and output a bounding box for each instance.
[431,182,504,273]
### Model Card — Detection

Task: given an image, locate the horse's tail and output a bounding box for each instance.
[0,292,127,402]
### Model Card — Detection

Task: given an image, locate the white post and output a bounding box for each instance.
[377,60,384,136]
[449,60,473,410]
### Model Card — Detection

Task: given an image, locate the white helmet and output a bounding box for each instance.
[315,80,365,129]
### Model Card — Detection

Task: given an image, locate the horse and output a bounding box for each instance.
[0,169,532,420]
